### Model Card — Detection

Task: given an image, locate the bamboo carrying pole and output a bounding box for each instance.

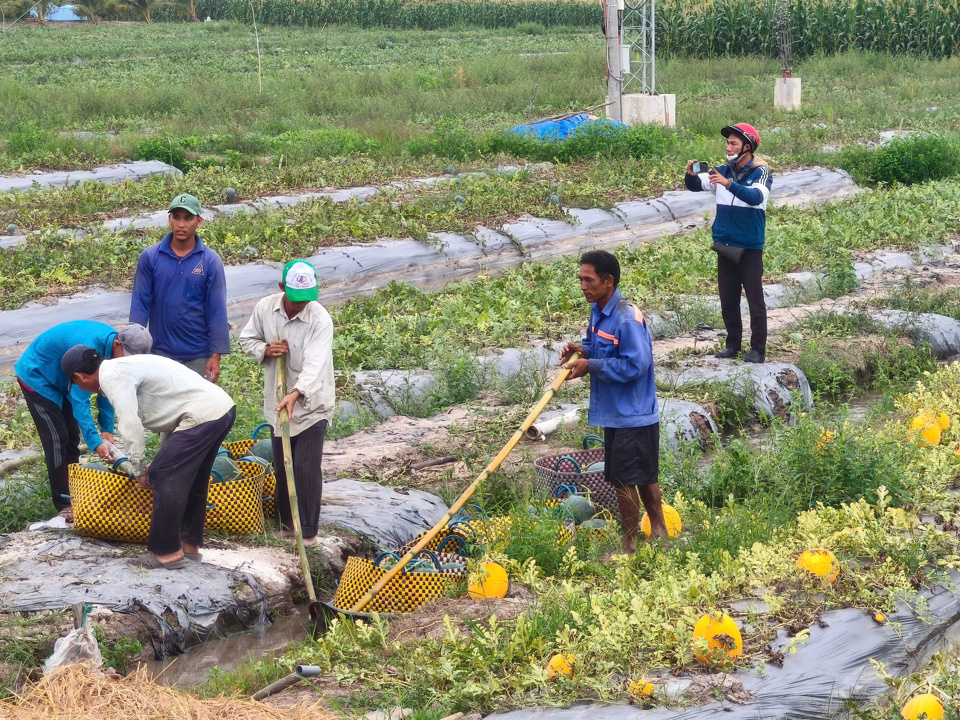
[278,355,321,617]
[349,353,581,613]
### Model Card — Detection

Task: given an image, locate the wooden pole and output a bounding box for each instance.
[278,355,319,607]
[349,354,580,613]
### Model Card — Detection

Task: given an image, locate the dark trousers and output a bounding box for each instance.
[717,249,767,355]
[147,407,236,555]
[272,419,327,539]
[18,379,80,512]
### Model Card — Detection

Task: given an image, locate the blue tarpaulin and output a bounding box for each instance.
[508,114,627,142]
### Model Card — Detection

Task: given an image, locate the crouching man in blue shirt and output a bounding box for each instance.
[558,250,667,553]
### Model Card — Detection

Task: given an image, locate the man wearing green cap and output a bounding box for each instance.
[239,260,335,547]
[129,193,230,382]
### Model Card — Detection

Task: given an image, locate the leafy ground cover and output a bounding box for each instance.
[3,170,959,310]
[1,23,958,175]
[196,363,960,716]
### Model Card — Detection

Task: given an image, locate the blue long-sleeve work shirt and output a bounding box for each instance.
[14,320,117,451]
[129,233,230,362]
[581,289,659,429]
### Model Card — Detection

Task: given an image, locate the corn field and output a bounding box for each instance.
[148,0,960,59]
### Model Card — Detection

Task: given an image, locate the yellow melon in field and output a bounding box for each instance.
[692,611,742,665]
[627,678,654,697]
[797,547,840,584]
[467,561,509,600]
[911,414,943,446]
[901,693,944,720]
[546,653,575,680]
[639,504,682,539]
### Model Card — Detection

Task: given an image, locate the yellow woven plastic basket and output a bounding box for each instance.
[68,460,266,542]
[223,422,276,521]
[332,550,467,614]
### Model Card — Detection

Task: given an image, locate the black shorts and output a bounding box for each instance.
[604,424,660,487]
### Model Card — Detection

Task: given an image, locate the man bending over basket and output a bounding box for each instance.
[62,346,236,570]
[558,250,667,554]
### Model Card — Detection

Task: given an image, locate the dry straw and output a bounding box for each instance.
[0,663,330,720]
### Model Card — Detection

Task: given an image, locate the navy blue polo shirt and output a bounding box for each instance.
[129,233,230,362]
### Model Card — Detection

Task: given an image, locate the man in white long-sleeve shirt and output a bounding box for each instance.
[239,259,334,547]
[62,345,236,569]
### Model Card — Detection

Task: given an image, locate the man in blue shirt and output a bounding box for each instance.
[14,321,152,520]
[559,250,667,553]
[130,193,230,382]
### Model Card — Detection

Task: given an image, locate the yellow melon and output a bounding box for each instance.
[546,653,575,680]
[692,611,742,665]
[640,504,682,539]
[467,561,509,600]
[797,547,840,584]
[627,678,654,697]
[901,693,944,720]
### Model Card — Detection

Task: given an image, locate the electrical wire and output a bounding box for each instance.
[0,0,45,37]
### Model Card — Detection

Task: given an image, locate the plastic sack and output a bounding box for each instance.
[42,626,102,674]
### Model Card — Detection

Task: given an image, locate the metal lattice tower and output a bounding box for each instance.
[773,0,793,77]
[621,0,656,94]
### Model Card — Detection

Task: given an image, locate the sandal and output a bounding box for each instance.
[127,552,187,570]
[58,507,75,524]
[184,553,202,562]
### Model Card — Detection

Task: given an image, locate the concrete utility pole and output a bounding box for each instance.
[604,0,623,123]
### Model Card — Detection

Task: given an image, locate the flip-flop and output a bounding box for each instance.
[184,553,202,562]
[58,507,75,524]
[128,552,187,570]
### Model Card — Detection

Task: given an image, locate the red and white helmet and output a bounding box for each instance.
[721,123,761,152]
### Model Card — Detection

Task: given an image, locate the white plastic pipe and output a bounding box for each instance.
[526,407,581,441]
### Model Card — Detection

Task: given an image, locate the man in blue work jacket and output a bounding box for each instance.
[130,193,230,382]
[559,250,667,554]
[14,321,152,521]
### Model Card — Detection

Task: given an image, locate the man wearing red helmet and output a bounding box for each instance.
[685,123,772,363]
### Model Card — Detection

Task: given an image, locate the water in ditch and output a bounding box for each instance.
[140,609,311,688]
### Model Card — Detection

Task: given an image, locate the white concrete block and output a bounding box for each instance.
[621,93,676,128]
[774,77,801,111]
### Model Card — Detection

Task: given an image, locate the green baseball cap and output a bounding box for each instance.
[282,259,319,302]
[168,192,202,216]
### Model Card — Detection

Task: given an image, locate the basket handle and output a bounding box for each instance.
[446,519,475,537]
[111,457,131,473]
[414,550,442,570]
[554,456,582,473]
[373,551,401,568]
[553,483,580,498]
[582,434,605,449]
[252,423,273,439]
[451,503,487,524]
[437,534,466,554]
[209,469,225,484]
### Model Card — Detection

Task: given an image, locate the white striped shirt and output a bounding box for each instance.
[98,354,236,473]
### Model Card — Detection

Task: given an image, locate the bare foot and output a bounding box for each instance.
[302,535,320,547]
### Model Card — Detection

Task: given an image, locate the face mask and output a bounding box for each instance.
[727,153,741,162]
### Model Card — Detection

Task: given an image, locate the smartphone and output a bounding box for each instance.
[692,161,711,174]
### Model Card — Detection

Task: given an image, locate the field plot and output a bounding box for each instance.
[3,12,960,720]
